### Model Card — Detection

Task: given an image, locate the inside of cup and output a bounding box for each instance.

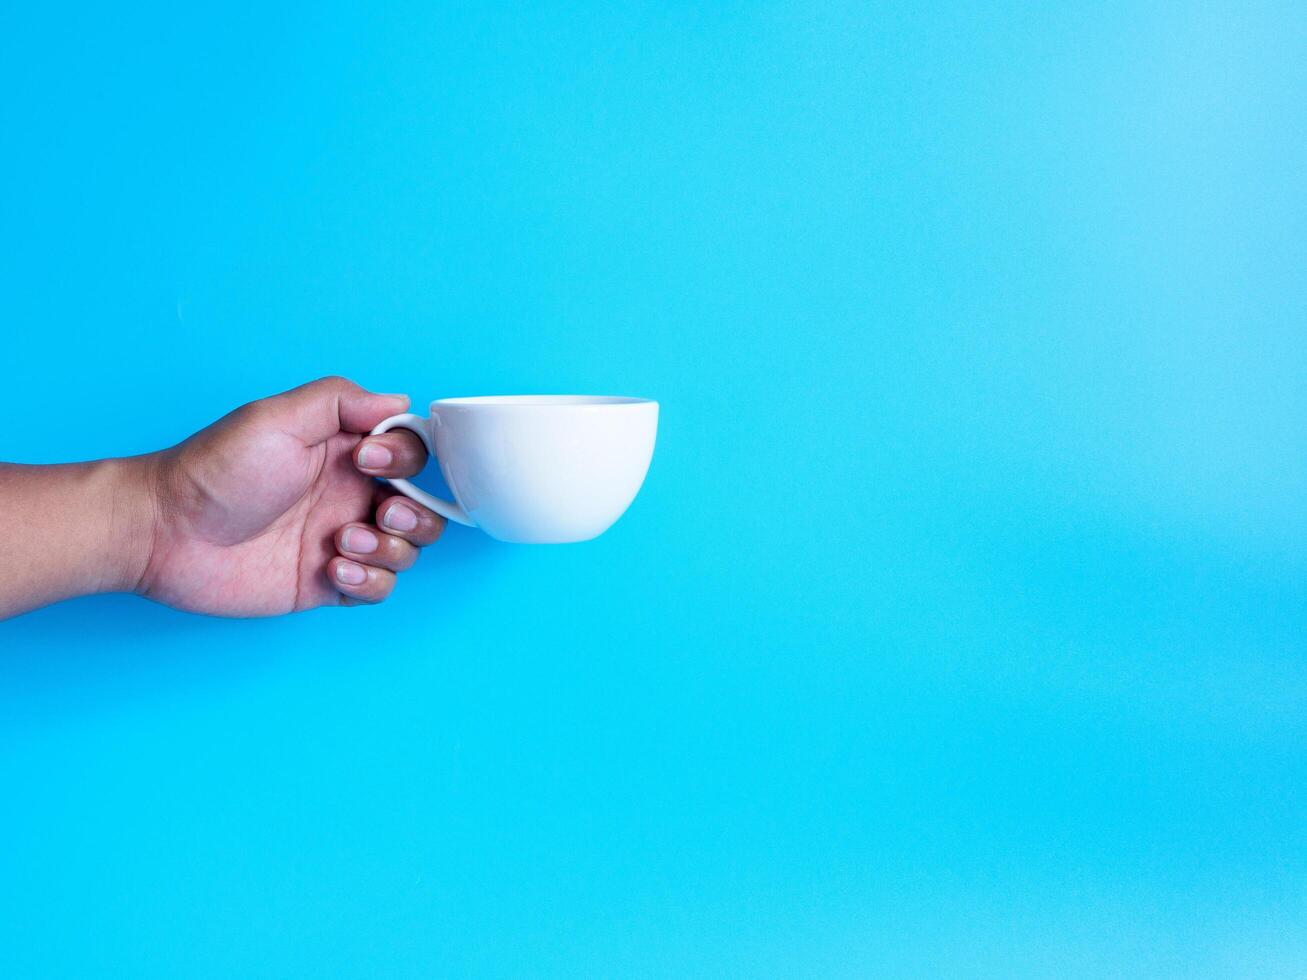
[432,395,651,406]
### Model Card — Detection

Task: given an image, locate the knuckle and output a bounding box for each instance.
[235,399,274,426]
[389,540,418,570]
[426,514,447,542]
[307,374,358,400]
[393,434,424,457]
[379,432,411,452]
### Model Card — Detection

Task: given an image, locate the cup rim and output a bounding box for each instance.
[431,394,656,408]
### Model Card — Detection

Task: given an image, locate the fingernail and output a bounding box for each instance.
[342,526,378,554]
[335,561,368,586]
[383,503,418,532]
[358,443,393,469]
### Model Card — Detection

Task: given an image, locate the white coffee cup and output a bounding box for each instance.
[370,395,659,543]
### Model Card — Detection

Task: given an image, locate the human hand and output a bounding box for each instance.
[137,376,446,616]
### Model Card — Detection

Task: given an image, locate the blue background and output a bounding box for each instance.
[2,2,1305,976]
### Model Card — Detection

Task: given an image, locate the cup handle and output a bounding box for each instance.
[369,413,474,527]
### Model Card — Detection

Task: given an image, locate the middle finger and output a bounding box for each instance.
[375,494,447,547]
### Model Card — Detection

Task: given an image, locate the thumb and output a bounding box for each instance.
[269,376,410,445]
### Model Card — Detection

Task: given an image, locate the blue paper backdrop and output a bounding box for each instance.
[2,2,1305,976]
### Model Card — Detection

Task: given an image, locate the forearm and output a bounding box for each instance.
[0,456,160,619]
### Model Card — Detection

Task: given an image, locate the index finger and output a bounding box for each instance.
[354,430,429,479]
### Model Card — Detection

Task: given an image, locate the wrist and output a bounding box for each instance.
[97,453,165,596]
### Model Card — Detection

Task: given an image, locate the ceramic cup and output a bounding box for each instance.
[369,395,659,543]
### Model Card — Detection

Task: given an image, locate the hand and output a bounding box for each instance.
[138,376,445,616]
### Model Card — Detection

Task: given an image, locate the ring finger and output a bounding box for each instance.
[335,522,419,572]
[328,557,397,604]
